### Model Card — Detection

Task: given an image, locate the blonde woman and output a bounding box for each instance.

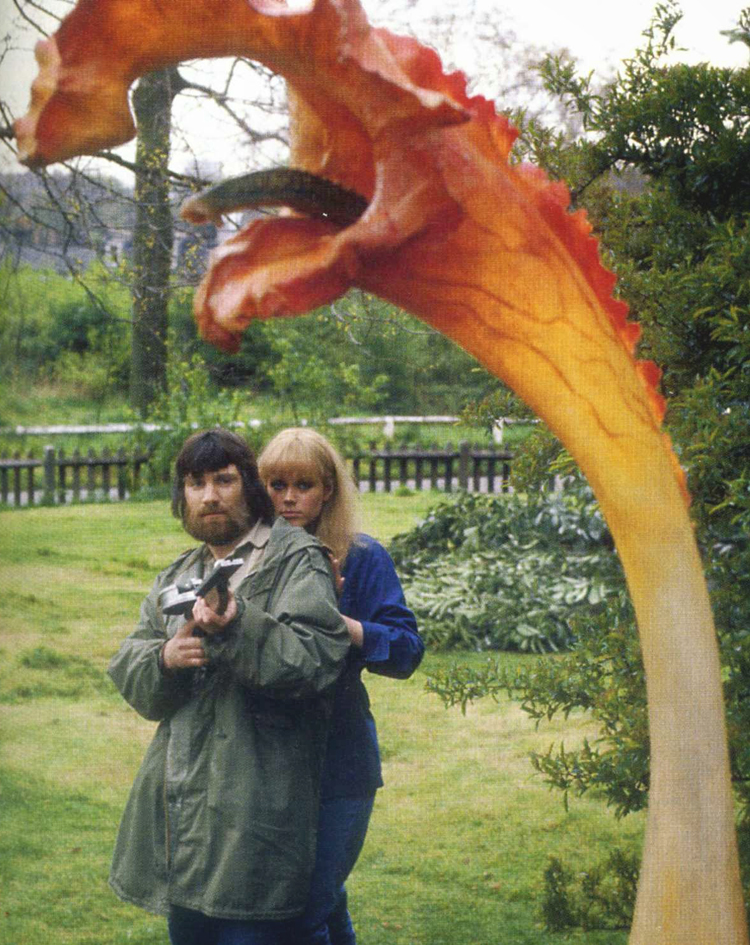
[258,428,424,945]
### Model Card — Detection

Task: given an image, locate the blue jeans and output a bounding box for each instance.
[282,793,376,945]
[168,906,294,945]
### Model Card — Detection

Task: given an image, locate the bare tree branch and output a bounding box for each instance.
[11,0,65,36]
[179,77,288,149]
[96,148,210,188]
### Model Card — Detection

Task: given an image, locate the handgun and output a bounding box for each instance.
[158,557,244,618]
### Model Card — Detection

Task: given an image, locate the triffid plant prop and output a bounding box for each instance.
[14,1,748,941]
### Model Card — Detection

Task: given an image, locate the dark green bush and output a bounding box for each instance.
[541,849,638,932]
[390,486,623,652]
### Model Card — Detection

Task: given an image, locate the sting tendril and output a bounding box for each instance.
[181,168,369,227]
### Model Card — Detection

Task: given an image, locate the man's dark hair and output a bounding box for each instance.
[171,428,275,525]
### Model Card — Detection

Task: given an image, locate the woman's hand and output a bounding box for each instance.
[343,615,364,648]
[329,556,345,596]
[326,554,362,645]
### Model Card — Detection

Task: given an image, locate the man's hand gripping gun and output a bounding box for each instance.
[159,558,243,627]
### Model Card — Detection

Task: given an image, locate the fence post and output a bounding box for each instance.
[444,442,453,493]
[43,445,55,505]
[487,457,496,493]
[368,443,377,493]
[458,441,470,491]
[72,449,82,501]
[0,453,7,505]
[13,451,21,506]
[117,448,127,499]
[430,449,438,491]
[102,447,111,498]
[399,453,408,488]
[502,460,511,492]
[87,448,96,495]
[57,448,67,503]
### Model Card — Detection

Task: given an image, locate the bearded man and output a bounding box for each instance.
[108,428,350,945]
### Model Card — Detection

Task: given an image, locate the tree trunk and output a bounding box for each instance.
[130,68,183,415]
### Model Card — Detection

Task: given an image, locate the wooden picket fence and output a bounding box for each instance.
[0,446,150,507]
[351,442,513,494]
[0,441,513,507]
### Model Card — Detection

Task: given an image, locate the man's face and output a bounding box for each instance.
[182,464,252,550]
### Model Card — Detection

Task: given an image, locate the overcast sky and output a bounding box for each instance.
[1,0,747,178]
[473,0,747,72]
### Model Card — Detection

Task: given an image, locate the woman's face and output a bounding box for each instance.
[265,466,332,531]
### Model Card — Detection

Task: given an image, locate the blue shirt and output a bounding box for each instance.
[320,534,424,798]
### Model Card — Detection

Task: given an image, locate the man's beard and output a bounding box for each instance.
[183,505,252,547]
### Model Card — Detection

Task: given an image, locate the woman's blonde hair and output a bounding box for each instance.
[258,427,360,563]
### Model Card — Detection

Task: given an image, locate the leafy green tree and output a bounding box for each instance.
[168,284,277,389]
[340,294,497,415]
[260,313,388,424]
[129,339,253,490]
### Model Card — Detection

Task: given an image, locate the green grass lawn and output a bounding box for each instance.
[0,494,642,944]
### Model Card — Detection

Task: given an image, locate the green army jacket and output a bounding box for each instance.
[108,517,350,921]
